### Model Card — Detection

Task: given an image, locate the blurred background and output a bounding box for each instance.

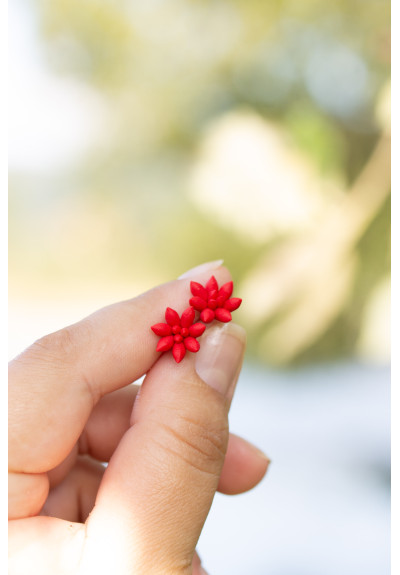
[9,0,390,573]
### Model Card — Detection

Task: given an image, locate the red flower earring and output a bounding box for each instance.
[151,276,242,362]
[189,276,242,323]
[151,307,206,363]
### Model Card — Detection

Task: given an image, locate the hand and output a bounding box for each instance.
[9,264,269,574]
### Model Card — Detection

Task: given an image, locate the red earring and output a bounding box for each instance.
[189,276,242,323]
[151,307,206,363]
[151,276,242,363]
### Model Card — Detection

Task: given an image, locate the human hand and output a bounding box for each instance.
[9,263,269,574]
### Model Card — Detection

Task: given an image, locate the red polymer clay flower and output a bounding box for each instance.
[151,307,206,363]
[189,275,242,323]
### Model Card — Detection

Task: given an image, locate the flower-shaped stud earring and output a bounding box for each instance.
[151,307,206,363]
[189,276,242,323]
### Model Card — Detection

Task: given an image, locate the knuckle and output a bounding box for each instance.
[156,404,229,476]
[34,327,77,359]
[11,319,100,407]
[28,321,91,366]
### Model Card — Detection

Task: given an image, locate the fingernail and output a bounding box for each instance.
[178,259,224,279]
[195,323,246,400]
[199,568,210,575]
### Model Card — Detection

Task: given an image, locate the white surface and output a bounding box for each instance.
[198,362,390,575]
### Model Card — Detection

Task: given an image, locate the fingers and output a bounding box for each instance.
[9,366,268,520]
[9,520,208,575]
[36,386,269,515]
[43,438,269,521]
[9,516,85,575]
[43,385,139,493]
[81,386,270,495]
[9,264,231,475]
[192,551,209,575]
[79,323,246,575]
[79,385,139,463]
[218,433,270,494]
[8,472,49,519]
[43,435,269,522]
[42,457,104,523]
[8,264,266,575]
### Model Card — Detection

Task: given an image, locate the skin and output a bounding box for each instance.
[9,266,269,574]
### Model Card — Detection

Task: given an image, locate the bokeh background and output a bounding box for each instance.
[9,1,390,574]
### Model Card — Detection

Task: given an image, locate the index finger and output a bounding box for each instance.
[8,263,231,474]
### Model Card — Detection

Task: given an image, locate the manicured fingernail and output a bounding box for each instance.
[195,323,246,400]
[178,260,224,279]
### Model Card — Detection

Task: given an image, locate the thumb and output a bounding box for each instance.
[81,322,246,575]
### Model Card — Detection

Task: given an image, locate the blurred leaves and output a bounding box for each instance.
[239,132,390,364]
[9,0,390,366]
[38,0,134,86]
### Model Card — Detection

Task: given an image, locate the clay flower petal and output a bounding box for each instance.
[184,337,200,353]
[165,307,180,326]
[172,342,186,363]
[156,335,174,352]
[189,296,207,311]
[152,306,205,362]
[218,281,233,300]
[151,323,172,336]
[200,309,215,323]
[206,276,218,292]
[215,308,232,323]
[189,275,242,324]
[181,307,195,328]
[190,281,208,301]
[224,297,242,312]
[189,323,206,337]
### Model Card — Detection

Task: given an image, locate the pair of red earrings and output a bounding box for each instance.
[151,276,242,363]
